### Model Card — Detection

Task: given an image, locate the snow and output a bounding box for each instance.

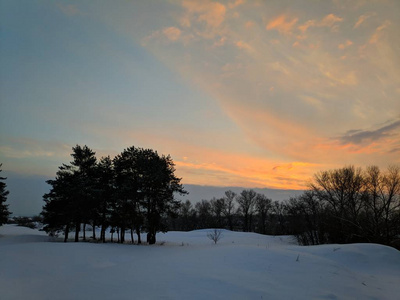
[1,225,399,299]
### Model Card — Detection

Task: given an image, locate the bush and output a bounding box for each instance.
[207,229,223,244]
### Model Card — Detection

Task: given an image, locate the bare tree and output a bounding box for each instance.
[210,197,225,228]
[207,229,223,244]
[195,200,212,229]
[310,166,365,243]
[255,194,272,234]
[237,189,257,232]
[223,190,236,231]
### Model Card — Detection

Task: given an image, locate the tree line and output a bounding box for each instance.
[41,145,186,244]
[5,146,398,249]
[0,164,11,225]
[167,166,400,249]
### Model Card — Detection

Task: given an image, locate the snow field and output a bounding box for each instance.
[0,225,399,299]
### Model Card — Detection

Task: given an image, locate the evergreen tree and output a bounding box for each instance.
[0,164,11,225]
[42,169,78,241]
[96,156,115,243]
[42,145,98,242]
[69,145,98,241]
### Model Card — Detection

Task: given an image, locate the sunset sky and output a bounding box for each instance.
[1,0,400,194]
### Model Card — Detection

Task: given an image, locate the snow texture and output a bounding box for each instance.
[0,225,399,299]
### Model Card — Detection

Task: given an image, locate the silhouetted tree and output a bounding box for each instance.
[363,165,400,244]
[310,166,365,243]
[255,194,272,234]
[237,189,257,232]
[69,145,98,241]
[195,200,212,229]
[42,168,78,241]
[223,190,236,231]
[269,200,287,235]
[177,200,196,231]
[0,164,11,225]
[210,197,225,228]
[95,156,115,242]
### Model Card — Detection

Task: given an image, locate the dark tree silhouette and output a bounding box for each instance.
[42,145,186,244]
[0,164,11,225]
[96,156,115,243]
[42,169,78,241]
[237,189,257,232]
[255,194,272,234]
[223,190,236,231]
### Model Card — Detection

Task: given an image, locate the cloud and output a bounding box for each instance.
[266,15,298,35]
[228,0,245,9]
[320,14,343,27]
[369,21,390,44]
[338,40,353,49]
[162,27,182,41]
[182,0,226,28]
[0,138,71,159]
[138,0,400,181]
[339,119,400,145]
[354,14,371,28]
[235,40,252,51]
[298,13,343,33]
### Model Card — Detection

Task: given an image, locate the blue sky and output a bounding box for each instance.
[1,0,400,215]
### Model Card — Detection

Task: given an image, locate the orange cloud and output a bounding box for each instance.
[266,15,298,35]
[320,14,343,27]
[298,20,316,33]
[298,13,343,33]
[175,155,317,190]
[182,0,226,28]
[353,13,375,29]
[163,27,182,41]
[235,40,252,51]
[369,21,390,44]
[228,0,245,9]
[338,40,353,49]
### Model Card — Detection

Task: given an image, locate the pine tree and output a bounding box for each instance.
[0,164,11,225]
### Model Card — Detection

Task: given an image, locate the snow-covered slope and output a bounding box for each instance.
[0,225,399,299]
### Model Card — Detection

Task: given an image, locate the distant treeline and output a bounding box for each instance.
[0,164,11,225]
[168,165,400,249]
[41,145,400,249]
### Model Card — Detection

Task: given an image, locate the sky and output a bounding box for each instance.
[1,0,400,214]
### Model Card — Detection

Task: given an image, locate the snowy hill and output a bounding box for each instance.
[0,225,399,299]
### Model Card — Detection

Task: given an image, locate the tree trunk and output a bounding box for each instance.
[147,229,156,244]
[75,221,80,242]
[136,226,141,244]
[92,223,96,240]
[120,226,125,243]
[101,224,106,243]
[64,224,70,243]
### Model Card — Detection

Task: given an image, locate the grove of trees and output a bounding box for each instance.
[169,166,400,249]
[287,165,400,247]
[41,145,186,244]
[0,164,11,225]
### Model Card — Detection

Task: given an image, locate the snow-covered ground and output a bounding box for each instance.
[0,225,399,299]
